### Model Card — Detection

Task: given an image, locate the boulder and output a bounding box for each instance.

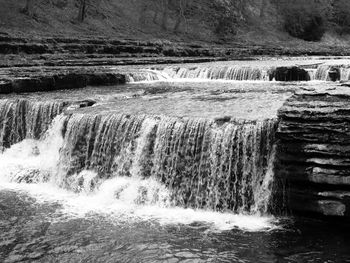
[272,66,310,81]
[328,66,341,82]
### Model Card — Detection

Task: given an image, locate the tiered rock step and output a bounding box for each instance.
[1,34,350,69]
[0,36,210,56]
[277,85,350,218]
[0,54,223,68]
[0,35,230,68]
[0,66,127,94]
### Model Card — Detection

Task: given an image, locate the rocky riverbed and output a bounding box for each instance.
[1,38,350,220]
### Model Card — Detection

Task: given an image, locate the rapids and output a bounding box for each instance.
[1,58,350,262]
[123,58,350,82]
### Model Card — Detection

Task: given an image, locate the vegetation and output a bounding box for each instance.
[275,0,350,41]
[76,0,88,22]
[274,0,327,41]
[284,11,326,41]
[211,0,242,37]
[331,0,350,35]
[5,0,349,42]
[22,0,35,17]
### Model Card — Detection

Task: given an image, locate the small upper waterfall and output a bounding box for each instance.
[125,70,170,82]
[306,68,317,80]
[314,64,350,81]
[124,64,350,83]
[341,67,350,81]
[160,66,270,81]
[314,65,335,81]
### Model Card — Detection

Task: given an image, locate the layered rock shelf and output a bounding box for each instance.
[0,67,126,94]
[1,32,350,220]
[277,85,350,218]
[1,34,350,69]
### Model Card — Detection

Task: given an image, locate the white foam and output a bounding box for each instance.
[0,174,278,232]
[0,116,65,183]
[0,115,279,233]
[129,78,272,84]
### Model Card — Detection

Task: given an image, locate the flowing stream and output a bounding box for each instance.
[1,59,350,262]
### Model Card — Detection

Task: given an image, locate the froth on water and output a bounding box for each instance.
[0,113,279,232]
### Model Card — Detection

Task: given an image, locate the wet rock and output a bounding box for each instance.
[319,191,350,200]
[67,99,97,111]
[9,74,86,93]
[0,43,51,54]
[0,71,126,94]
[11,169,50,184]
[328,67,341,82]
[4,254,25,263]
[214,116,231,126]
[52,245,79,254]
[276,85,350,218]
[317,201,346,216]
[289,193,348,217]
[272,66,310,81]
[0,80,12,94]
[53,74,87,90]
[341,82,350,88]
[86,73,126,86]
[12,77,55,93]
[27,252,44,259]
[78,99,96,108]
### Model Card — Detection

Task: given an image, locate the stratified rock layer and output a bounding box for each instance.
[0,68,126,94]
[277,85,350,218]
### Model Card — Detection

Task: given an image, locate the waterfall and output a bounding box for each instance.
[0,102,278,215]
[0,115,66,184]
[306,68,317,81]
[57,113,147,181]
[341,67,350,81]
[314,64,350,81]
[151,117,277,213]
[0,99,67,149]
[315,65,331,81]
[161,66,270,81]
[124,64,350,83]
[126,70,170,82]
[39,112,277,214]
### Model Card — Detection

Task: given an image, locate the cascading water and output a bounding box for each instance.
[125,65,340,83]
[314,64,350,81]
[125,70,170,82]
[0,99,66,149]
[315,65,332,81]
[341,67,350,81]
[0,98,278,217]
[149,116,277,213]
[0,115,66,184]
[124,63,350,84]
[3,58,350,262]
[306,68,317,81]
[160,66,270,81]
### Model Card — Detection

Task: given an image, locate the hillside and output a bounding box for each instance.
[0,0,274,41]
[0,0,349,49]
